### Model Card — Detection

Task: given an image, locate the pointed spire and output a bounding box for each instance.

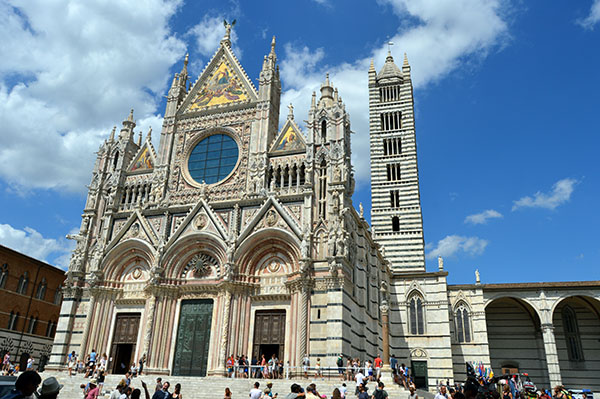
[122,109,136,131]
[369,59,375,72]
[311,91,316,110]
[403,52,409,67]
[334,88,339,102]
[147,126,152,142]
[287,103,294,120]
[109,126,116,141]
[127,109,134,123]
[183,53,189,73]
[270,35,276,54]
[402,52,411,76]
[137,131,142,146]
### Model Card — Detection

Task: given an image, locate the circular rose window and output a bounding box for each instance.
[187,134,239,184]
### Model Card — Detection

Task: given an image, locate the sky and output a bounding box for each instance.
[0,0,598,284]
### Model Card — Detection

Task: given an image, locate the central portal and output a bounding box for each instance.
[172,299,214,376]
[253,310,286,361]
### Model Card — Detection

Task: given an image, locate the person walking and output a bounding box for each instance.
[26,356,34,371]
[138,355,146,376]
[154,378,163,393]
[151,381,171,399]
[249,382,262,399]
[372,382,388,399]
[302,354,310,379]
[435,385,449,399]
[374,355,383,381]
[408,386,418,399]
[171,383,182,399]
[85,379,100,399]
[224,388,232,399]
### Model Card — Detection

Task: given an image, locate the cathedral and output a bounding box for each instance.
[49,27,600,391]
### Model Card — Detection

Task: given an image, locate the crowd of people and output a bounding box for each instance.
[1,352,37,376]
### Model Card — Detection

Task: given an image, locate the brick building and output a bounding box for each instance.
[0,245,65,371]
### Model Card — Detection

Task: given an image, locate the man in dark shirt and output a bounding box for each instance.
[151,381,171,399]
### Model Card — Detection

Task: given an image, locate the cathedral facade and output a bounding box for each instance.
[49,29,600,391]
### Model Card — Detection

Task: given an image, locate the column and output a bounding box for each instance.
[219,290,232,372]
[79,292,96,358]
[541,324,562,387]
[296,283,309,367]
[142,292,157,357]
[379,303,393,385]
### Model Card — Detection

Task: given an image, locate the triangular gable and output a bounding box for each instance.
[128,142,156,173]
[179,45,258,114]
[269,119,306,155]
[237,196,302,244]
[106,210,158,251]
[167,199,228,246]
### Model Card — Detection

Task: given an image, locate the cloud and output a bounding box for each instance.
[279,0,510,184]
[578,0,600,29]
[465,209,503,224]
[188,15,241,60]
[426,235,489,259]
[512,178,578,211]
[0,224,75,269]
[0,0,186,193]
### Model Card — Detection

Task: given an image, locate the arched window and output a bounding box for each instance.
[17,272,29,294]
[8,311,19,330]
[54,285,62,305]
[27,316,38,334]
[0,264,8,288]
[392,216,400,231]
[113,151,119,170]
[318,160,327,219]
[36,278,47,300]
[321,120,327,143]
[409,294,425,335]
[455,303,472,343]
[562,306,584,361]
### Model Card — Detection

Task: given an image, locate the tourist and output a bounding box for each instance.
[355,369,366,396]
[345,358,353,381]
[389,355,397,376]
[264,381,276,398]
[154,378,163,393]
[332,388,342,399]
[302,354,310,379]
[399,364,408,389]
[408,386,418,399]
[3,370,42,399]
[435,385,449,399]
[37,376,63,399]
[269,355,277,379]
[251,356,259,378]
[374,355,382,381]
[86,379,100,399]
[227,355,235,378]
[372,382,388,399]
[366,360,373,382]
[131,383,151,399]
[138,354,146,376]
[122,387,133,399]
[224,388,232,399]
[97,370,105,391]
[314,358,322,380]
[110,383,126,399]
[357,385,369,399]
[503,385,512,399]
[339,384,347,398]
[2,352,10,374]
[305,386,319,399]
[67,352,76,377]
[250,382,262,399]
[260,355,268,378]
[285,384,304,399]
[26,356,34,371]
[336,355,344,381]
[152,381,171,399]
[99,354,108,372]
[171,383,182,399]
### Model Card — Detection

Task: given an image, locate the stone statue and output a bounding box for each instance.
[223,19,236,40]
[359,202,364,218]
[301,235,310,259]
[438,256,444,270]
[475,269,481,284]
[223,262,233,281]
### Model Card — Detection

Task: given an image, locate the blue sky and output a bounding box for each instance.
[0,0,598,284]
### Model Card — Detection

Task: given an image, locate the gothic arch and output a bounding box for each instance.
[550,293,600,318]
[484,294,543,322]
[163,232,227,280]
[102,239,155,282]
[236,228,300,277]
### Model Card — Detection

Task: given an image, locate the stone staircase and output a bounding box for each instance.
[40,371,411,399]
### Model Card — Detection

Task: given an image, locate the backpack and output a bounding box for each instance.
[337,357,344,367]
[374,389,388,399]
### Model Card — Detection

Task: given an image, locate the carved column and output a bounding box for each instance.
[541,324,562,387]
[79,291,96,357]
[296,282,310,367]
[219,290,232,371]
[142,290,157,358]
[380,304,390,364]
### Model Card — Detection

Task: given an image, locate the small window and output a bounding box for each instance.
[113,151,119,170]
[380,111,402,131]
[8,311,19,331]
[455,303,472,343]
[392,216,400,231]
[321,120,327,143]
[383,138,402,156]
[562,306,584,361]
[409,295,425,335]
[386,163,401,181]
[390,190,400,208]
[17,272,29,294]
[36,278,47,300]
[27,317,37,334]
[54,285,62,305]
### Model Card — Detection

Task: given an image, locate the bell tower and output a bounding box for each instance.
[369,52,425,271]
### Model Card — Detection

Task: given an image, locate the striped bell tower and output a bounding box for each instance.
[369,51,426,271]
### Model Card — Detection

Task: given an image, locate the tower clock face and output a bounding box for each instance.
[187,133,239,184]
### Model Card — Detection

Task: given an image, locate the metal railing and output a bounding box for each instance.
[224,365,386,382]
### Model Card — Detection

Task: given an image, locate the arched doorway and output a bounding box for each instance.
[485,297,549,387]
[552,296,600,391]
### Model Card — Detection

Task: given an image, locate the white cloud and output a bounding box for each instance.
[512,178,578,211]
[578,0,600,29]
[465,209,503,224]
[426,235,489,259]
[279,0,510,184]
[0,0,186,192]
[188,15,241,59]
[0,224,75,269]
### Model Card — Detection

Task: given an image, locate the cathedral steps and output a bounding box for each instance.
[40,371,413,398]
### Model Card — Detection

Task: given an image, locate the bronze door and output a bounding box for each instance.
[253,310,286,360]
[110,313,141,374]
[172,299,214,376]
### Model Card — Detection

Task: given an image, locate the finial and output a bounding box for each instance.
[438,256,444,271]
[369,59,375,71]
[325,73,330,86]
[287,103,294,120]
[109,126,116,141]
[271,35,276,52]
[182,53,189,75]
[222,19,236,46]
[128,109,134,122]
[403,52,409,67]
[475,269,481,284]
[334,88,339,102]
[147,126,152,141]
[311,91,316,108]
[137,131,142,146]
[359,202,364,218]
